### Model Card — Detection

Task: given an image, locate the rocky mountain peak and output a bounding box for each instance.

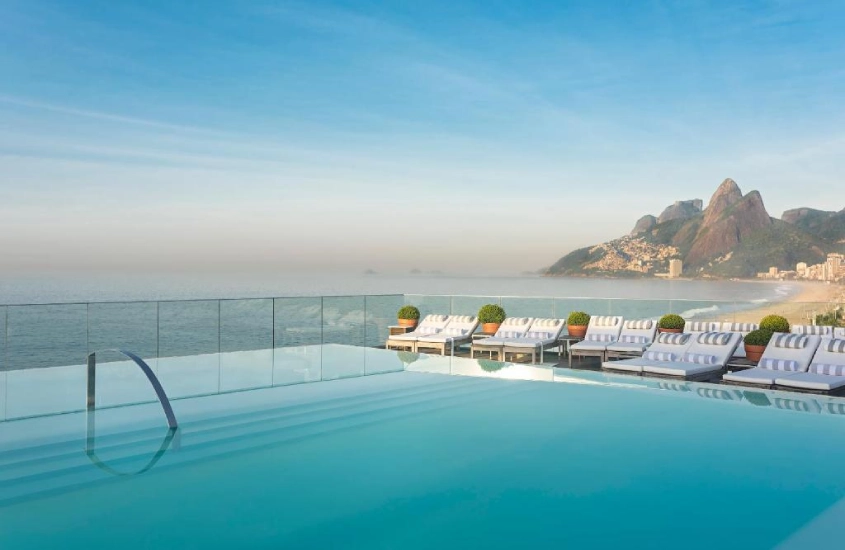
[630,215,657,236]
[657,199,703,224]
[701,178,743,226]
[687,183,771,265]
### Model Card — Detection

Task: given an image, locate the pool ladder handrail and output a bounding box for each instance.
[86,349,178,429]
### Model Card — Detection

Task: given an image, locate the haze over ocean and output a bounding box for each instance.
[0,272,796,305]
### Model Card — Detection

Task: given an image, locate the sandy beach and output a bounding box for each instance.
[733,281,844,325]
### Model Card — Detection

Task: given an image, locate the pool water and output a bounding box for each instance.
[2,345,845,549]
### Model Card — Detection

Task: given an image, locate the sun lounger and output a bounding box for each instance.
[602,332,693,374]
[640,331,741,381]
[385,314,450,351]
[835,328,845,339]
[774,338,845,393]
[605,319,658,360]
[569,316,623,366]
[721,322,759,358]
[722,334,821,387]
[470,317,533,360]
[501,318,566,364]
[415,315,479,356]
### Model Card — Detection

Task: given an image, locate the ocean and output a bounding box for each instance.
[0,272,797,305]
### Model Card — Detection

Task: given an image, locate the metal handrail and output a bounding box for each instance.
[87,349,178,429]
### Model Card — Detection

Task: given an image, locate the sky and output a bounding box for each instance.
[1,0,844,275]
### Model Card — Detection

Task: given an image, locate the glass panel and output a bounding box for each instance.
[5,364,85,418]
[554,298,613,320]
[156,354,220,399]
[0,306,6,372]
[88,302,158,360]
[364,295,404,348]
[608,299,672,321]
[220,299,273,352]
[6,304,87,370]
[500,297,555,319]
[670,300,726,322]
[451,296,496,317]
[274,297,322,347]
[322,296,366,346]
[321,344,366,380]
[220,349,273,392]
[364,347,406,375]
[404,294,451,318]
[273,345,322,386]
[158,300,219,358]
[0,370,5,421]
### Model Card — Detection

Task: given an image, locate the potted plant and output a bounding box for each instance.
[743,328,773,362]
[397,305,420,328]
[567,311,591,338]
[759,314,790,333]
[478,304,506,334]
[658,314,685,333]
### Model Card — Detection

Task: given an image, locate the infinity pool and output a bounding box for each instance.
[2,345,845,548]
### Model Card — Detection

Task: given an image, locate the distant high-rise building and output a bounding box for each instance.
[769,266,779,277]
[796,262,808,275]
[669,259,683,278]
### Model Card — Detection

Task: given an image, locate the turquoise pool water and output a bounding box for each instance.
[2,345,845,548]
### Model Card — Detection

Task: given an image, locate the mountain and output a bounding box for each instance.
[546,178,834,278]
[781,207,845,244]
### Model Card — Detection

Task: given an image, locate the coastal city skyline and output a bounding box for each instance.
[2,1,845,275]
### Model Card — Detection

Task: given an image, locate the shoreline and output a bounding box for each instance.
[731,281,844,324]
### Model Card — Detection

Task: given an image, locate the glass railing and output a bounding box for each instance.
[0,293,841,373]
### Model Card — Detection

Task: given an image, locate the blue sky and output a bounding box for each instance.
[1,0,844,274]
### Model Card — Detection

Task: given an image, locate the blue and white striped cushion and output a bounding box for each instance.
[586,333,615,342]
[643,350,677,362]
[825,339,845,354]
[594,316,619,327]
[726,322,758,332]
[697,332,731,346]
[772,334,809,349]
[625,319,653,330]
[687,322,716,332]
[496,330,522,338]
[620,335,648,344]
[657,333,690,345]
[809,363,845,376]
[759,358,801,371]
[525,331,554,340]
[442,327,467,336]
[793,325,832,336]
[683,352,718,365]
[417,326,441,335]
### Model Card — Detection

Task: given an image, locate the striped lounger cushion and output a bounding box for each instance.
[417,326,442,335]
[587,334,615,342]
[657,333,690,345]
[809,363,845,376]
[594,316,619,327]
[826,339,845,353]
[625,320,653,329]
[442,327,468,336]
[772,334,809,349]
[697,332,731,345]
[643,351,677,362]
[684,353,718,365]
[759,358,801,371]
[620,335,648,344]
[525,331,554,339]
